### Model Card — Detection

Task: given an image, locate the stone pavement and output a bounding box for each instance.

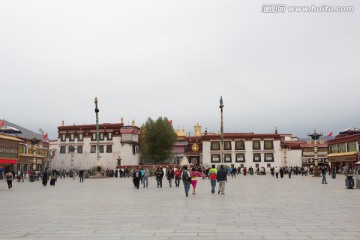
[0,173,359,240]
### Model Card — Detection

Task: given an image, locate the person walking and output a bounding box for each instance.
[143,168,150,188]
[139,168,145,185]
[42,169,48,186]
[217,165,227,195]
[17,170,21,182]
[155,166,164,188]
[288,167,292,179]
[190,167,205,195]
[79,169,84,182]
[174,168,182,187]
[20,170,24,182]
[280,167,284,178]
[275,166,279,178]
[208,164,217,194]
[5,171,13,189]
[181,166,191,197]
[321,166,328,184]
[166,167,174,188]
[50,170,57,186]
[132,168,140,189]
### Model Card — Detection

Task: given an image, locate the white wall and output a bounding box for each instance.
[202,139,301,170]
[50,136,140,170]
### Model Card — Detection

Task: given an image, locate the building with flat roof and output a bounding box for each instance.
[50,120,140,170]
[0,120,49,173]
[183,125,305,169]
[327,128,360,173]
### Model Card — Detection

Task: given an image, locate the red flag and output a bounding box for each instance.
[0,119,4,127]
[168,120,172,124]
[327,132,333,137]
[43,132,48,140]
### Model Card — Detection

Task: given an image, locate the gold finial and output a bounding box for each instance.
[194,123,202,137]
[121,117,124,124]
[61,120,64,126]
[132,119,135,126]
[94,97,98,104]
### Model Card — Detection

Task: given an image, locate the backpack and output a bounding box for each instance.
[209,172,217,180]
[182,171,191,182]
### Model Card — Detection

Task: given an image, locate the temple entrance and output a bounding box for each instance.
[188,156,200,165]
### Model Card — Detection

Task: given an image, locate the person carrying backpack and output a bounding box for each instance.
[181,166,191,197]
[5,171,14,189]
[208,164,217,194]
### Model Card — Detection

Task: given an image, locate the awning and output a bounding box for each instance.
[327,152,358,158]
[0,159,17,164]
[327,152,358,162]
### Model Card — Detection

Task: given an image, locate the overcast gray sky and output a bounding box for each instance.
[1,0,359,139]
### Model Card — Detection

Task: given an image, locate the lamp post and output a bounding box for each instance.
[94,97,100,167]
[30,135,39,182]
[281,143,290,167]
[219,96,224,164]
[69,145,76,179]
[117,156,122,167]
[308,128,323,177]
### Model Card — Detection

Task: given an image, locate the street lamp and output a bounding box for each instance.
[94,97,100,168]
[219,96,224,164]
[30,135,39,182]
[281,143,290,167]
[69,145,76,179]
[308,128,323,177]
[94,97,104,178]
[117,156,122,167]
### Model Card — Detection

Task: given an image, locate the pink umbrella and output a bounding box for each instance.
[190,171,205,178]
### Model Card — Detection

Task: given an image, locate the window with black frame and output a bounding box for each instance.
[60,146,66,154]
[211,154,221,163]
[253,153,261,162]
[91,133,96,141]
[253,140,261,150]
[106,145,112,153]
[78,133,83,141]
[235,140,245,150]
[90,145,96,153]
[224,141,232,150]
[264,140,273,150]
[235,153,245,162]
[60,134,66,142]
[264,153,274,162]
[211,141,220,150]
[107,132,113,140]
[77,146,83,154]
[224,154,232,162]
[99,145,104,153]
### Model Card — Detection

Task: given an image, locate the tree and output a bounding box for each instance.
[140,117,177,164]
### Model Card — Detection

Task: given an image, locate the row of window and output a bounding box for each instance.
[329,142,358,153]
[60,145,112,154]
[59,144,139,155]
[60,132,113,142]
[210,140,274,151]
[210,153,274,163]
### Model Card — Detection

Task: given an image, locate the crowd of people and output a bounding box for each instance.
[127,164,340,197]
[2,164,355,193]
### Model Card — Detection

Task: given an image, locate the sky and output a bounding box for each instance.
[1,0,359,140]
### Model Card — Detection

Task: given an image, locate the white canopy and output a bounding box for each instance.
[179,156,189,166]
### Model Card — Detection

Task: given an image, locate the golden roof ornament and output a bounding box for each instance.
[194,123,202,137]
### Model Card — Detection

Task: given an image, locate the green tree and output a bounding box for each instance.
[140,117,177,164]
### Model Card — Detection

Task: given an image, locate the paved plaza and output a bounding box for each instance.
[1,173,360,240]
